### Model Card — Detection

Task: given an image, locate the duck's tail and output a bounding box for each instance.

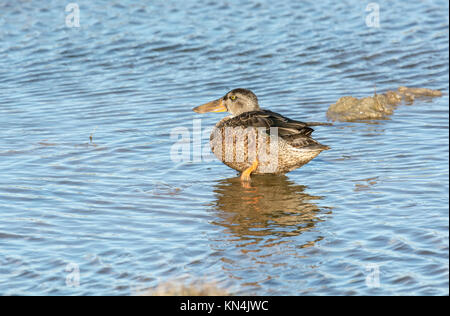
[304,122,333,126]
[306,144,330,151]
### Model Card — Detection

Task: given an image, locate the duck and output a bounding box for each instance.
[193,88,329,182]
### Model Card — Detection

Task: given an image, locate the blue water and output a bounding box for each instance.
[0,0,448,295]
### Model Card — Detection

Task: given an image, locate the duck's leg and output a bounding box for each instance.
[241,158,259,182]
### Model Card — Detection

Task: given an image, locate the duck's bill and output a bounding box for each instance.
[192,99,227,113]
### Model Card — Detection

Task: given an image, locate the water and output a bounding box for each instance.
[0,0,448,296]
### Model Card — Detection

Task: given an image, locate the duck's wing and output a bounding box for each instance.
[218,110,312,135]
[217,110,328,149]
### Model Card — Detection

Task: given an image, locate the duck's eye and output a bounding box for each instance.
[230,95,236,100]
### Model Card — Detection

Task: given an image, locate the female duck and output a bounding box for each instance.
[193,88,329,181]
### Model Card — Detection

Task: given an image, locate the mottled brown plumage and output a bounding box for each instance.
[193,88,329,176]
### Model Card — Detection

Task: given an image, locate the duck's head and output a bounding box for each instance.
[193,88,260,116]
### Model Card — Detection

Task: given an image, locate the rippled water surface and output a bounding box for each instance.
[0,0,448,295]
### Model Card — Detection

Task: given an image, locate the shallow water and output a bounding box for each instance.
[0,0,448,295]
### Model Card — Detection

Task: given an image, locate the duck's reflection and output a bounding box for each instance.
[210,175,329,247]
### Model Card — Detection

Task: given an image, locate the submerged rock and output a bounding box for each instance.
[327,94,393,121]
[327,86,442,122]
[139,281,229,296]
[385,90,403,105]
[397,86,442,97]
